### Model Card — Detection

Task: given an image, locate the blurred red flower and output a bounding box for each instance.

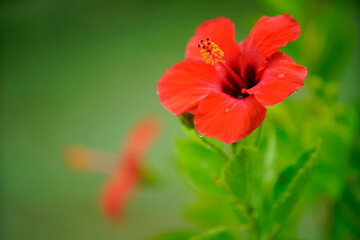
[66,117,160,220]
[158,14,307,144]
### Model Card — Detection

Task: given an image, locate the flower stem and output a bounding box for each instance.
[234,203,260,240]
[200,137,229,161]
[231,141,240,157]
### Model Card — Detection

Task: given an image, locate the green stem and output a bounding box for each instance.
[231,142,237,156]
[268,225,281,240]
[234,203,259,240]
[200,137,229,161]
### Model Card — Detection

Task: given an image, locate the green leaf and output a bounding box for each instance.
[190,228,237,240]
[309,104,358,198]
[262,134,277,184]
[181,125,228,157]
[272,144,320,222]
[333,186,360,239]
[151,231,194,240]
[176,140,225,196]
[221,146,258,204]
[185,195,240,228]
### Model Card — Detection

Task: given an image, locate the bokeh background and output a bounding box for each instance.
[1,0,359,239]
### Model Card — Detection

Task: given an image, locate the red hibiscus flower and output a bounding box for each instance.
[157,14,307,144]
[66,117,161,220]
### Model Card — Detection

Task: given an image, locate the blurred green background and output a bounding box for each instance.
[1,0,359,239]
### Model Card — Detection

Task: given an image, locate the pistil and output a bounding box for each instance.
[218,62,247,89]
[197,37,247,90]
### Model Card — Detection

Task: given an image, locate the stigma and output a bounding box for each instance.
[197,37,225,67]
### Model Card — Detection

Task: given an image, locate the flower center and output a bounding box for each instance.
[197,37,249,99]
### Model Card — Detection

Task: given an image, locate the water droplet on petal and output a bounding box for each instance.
[278,73,285,78]
[279,60,284,63]
[156,90,159,95]
[225,108,230,113]
[199,134,204,138]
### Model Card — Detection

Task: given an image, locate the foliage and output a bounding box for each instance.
[164,1,360,238]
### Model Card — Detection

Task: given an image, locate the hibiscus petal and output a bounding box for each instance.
[243,52,307,106]
[240,14,300,72]
[157,60,222,116]
[185,17,240,67]
[122,117,161,161]
[100,170,138,220]
[194,92,267,144]
[100,117,160,221]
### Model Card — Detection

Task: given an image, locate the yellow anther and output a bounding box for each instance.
[197,38,225,67]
